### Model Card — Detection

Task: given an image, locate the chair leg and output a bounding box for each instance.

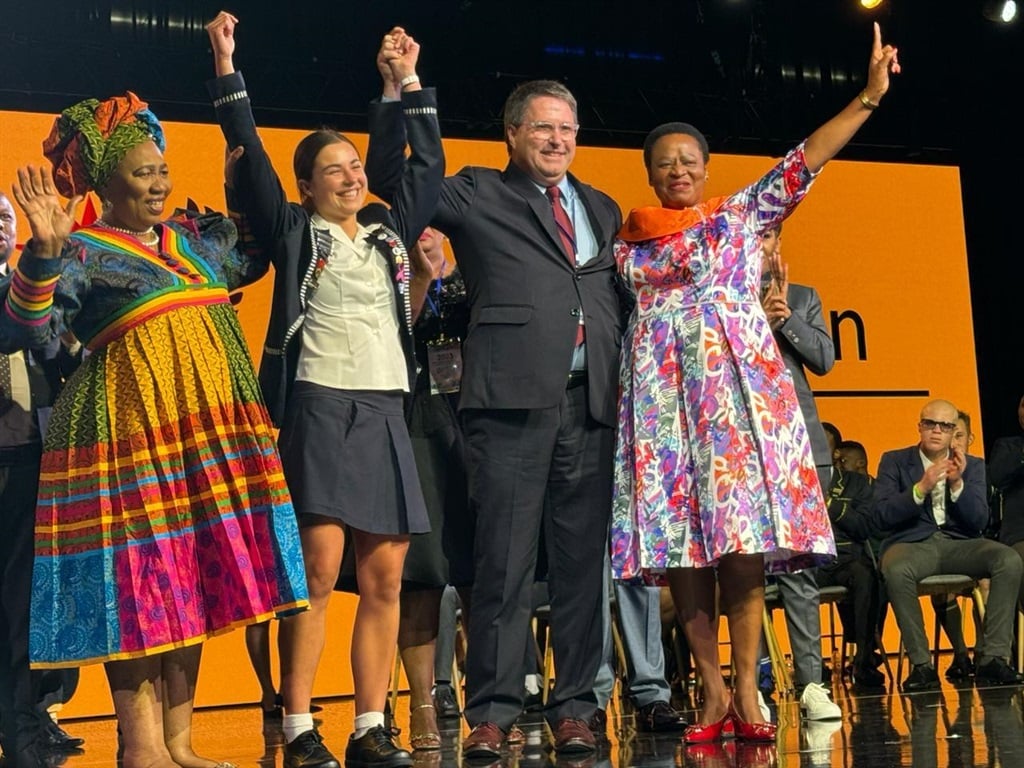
[610,609,629,720]
[1017,610,1024,674]
[761,605,792,696]
[542,625,554,705]
[451,641,464,715]
[389,647,402,723]
[876,626,896,685]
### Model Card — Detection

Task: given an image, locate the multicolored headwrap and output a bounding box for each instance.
[42,91,166,198]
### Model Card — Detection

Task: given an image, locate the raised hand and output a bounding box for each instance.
[920,457,953,494]
[388,28,421,85]
[377,26,404,98]
[411,227,446,281]
[946,446,966,489]
[11,165,82,258]
[864,21,900,103]
[207,10,239,76]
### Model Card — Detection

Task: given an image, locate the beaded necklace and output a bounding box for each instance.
[97,219,159,247]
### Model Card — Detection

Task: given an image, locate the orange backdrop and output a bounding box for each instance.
[0,108,978,717]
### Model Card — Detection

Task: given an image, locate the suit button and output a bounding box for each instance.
[575,274,581,281]
[570,308,581,317]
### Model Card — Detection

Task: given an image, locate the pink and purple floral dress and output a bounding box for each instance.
[611,142,836,582]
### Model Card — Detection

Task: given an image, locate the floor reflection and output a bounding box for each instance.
[50,657,1024,768]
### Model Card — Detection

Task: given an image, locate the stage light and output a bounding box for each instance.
[860,0,884,9]
[983,1,1018,22]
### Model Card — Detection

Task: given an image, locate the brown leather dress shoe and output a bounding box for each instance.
[462,722,505,759]
[552,718,596,754]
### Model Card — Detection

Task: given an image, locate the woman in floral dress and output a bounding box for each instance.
[611,24,900,743]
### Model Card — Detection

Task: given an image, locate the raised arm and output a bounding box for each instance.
[365,27,443,245]
[205,11,305,248]
[802,22,900,173]
[1,166,84,352]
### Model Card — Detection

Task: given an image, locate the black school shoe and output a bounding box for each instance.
[284,729,340,768]
[344,725,412,768]
[975,658,1024,686]
[901,664,940,692]
[945,652,975,681]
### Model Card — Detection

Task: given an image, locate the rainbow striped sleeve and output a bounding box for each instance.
[3,251,62,327]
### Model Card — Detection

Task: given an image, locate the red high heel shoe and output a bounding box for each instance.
[728,702,776,743]
[682,703,733,744]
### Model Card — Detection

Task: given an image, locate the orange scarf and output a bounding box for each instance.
[617,196,729,242]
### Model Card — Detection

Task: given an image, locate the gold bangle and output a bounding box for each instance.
[858,91,879,111]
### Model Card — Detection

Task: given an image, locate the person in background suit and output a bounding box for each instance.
[590,576,687,742]
[0,192,83,768]
[991,394,1024,607]
[758,224,842,721]
[813,421,885,688]
[875,398,1024,692]
[367,78,626,758]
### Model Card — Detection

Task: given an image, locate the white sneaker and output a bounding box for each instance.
[757,690,772,722]
[802,719,842,767]
[799,682,842,720]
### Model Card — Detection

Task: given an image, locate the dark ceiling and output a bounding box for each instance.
[2,0,1022,439]
[2,1,1017,160]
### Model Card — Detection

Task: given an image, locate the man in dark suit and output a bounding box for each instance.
[369,79,624,757]
[759,225,841,720]
[0,192,82,768]
[875,398,1024,691]
[990,393,1024,602]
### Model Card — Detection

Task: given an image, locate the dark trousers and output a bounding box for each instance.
[881,533,1022,666]
[462,384,613,729]
[1,461,43,762]
[815,550,882,669]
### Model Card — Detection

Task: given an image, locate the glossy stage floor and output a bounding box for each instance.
[48,653,1024,768]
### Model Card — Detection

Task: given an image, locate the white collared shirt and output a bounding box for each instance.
[918,449,965,526]
[295,215,408,391]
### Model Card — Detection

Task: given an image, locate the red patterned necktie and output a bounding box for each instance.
[546,186,584,346]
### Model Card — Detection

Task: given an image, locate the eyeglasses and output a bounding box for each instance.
[919,418,957,433]
[521,121,580,140]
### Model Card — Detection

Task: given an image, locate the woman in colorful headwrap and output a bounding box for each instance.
[0,91,309,768]
[610,24,899,745]
[206,11,442,768]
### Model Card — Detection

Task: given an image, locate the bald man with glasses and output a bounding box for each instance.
[875,398,1024,691]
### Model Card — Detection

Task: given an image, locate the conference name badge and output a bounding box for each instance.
[427,336,462,394]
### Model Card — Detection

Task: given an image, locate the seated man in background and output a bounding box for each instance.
[815,427,885,688]
[875,399,1024,691]
[928,410,987,681]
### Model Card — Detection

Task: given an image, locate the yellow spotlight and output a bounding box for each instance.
[861,0,884,8]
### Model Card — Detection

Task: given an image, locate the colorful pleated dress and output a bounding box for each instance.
[2,212,308,668]
[610,143,836,583]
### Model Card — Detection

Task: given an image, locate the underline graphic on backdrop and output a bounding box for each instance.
[815,390,930,398]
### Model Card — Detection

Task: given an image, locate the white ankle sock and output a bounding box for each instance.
[353,711,385,739]
[283,713,314,743]
[524,674,541,695]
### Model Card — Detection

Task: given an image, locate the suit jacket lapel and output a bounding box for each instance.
[504,163,604,270]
